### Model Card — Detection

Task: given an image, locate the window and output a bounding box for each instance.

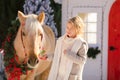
[78,13,97,44]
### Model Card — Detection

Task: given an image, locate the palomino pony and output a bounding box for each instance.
[7,11,55,80]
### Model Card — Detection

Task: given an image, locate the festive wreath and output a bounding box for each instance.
[1,19,33,80]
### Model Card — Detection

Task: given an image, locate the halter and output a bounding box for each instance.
[15,23,28,64]
[21,29,28,63]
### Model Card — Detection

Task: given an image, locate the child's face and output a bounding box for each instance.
[66,22,77,38]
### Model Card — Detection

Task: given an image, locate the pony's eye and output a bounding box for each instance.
[39,33,42,36]
[39,33,43,40]
[22,32,25,36]
[38,32,42,36]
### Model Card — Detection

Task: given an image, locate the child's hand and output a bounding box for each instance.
[39,54,48,60]
[64,49,67,54]
[64,49,71,54]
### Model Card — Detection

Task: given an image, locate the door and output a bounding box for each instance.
[108,0,120,80]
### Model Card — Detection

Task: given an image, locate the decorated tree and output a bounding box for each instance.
[23,0,58,37]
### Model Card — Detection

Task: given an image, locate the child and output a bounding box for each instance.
[48,16,88,80]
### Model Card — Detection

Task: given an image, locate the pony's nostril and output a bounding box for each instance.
[28,59,31,64]
[36,59,39,64]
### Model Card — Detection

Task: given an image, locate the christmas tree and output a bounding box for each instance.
[23,0,58,37]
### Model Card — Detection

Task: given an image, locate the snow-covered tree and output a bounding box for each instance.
[23,0,58,37]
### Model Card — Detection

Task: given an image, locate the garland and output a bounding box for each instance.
[2,19,31,80]
[87,47,101,59]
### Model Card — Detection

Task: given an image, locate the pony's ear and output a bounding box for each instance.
[18,11,26,23]
[38,11,45,24]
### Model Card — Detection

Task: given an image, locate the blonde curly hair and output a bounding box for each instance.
[68,16,85,37]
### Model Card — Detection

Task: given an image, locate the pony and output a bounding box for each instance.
[6,11,55,80]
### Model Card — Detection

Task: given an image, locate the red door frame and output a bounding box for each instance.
[108,0,120,80]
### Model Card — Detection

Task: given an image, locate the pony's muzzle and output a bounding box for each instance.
[27,56,39,68]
